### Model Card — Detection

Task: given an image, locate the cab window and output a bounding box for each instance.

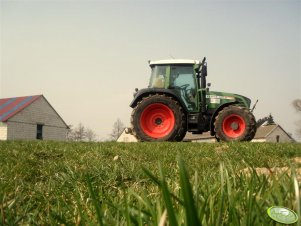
[170,65,197,110]
[149,65,167,88]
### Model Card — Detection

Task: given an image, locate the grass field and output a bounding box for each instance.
[0,141,300,225]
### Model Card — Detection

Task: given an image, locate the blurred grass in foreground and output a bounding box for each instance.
[0,141,300,225]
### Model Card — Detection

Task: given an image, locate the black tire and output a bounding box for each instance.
[131,94,186,141]
[174,130,187,141]
[214,105,256,142]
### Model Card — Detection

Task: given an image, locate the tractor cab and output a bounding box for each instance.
[148,59,200,111]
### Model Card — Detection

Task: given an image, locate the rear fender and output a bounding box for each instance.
[130,88,188,112]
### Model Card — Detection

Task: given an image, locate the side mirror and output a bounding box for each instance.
[207,83,211,87]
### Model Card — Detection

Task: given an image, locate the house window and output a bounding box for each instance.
[36,124,43,140]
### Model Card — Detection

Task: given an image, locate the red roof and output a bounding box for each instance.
[0,95,42,122]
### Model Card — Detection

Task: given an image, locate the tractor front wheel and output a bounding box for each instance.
[214,105,256,142]
[131,94,186,141]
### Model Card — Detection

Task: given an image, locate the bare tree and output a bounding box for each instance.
[292,99,301,137]
[67,123,98,141]
[86,128,97,142]
[110,118,125,141]
[67,125,74,141]
[70,123,86,141]
[293,99,301,112]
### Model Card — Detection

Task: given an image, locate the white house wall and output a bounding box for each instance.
[251,138,266,143]
[6,121,36,140]
[117,131,138,142]
[0,122,7,140]
[7,97,68,141]
[266,127,293,143]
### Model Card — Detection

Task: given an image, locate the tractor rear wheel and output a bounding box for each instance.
[131,94,186,141]
[214,105,256,142]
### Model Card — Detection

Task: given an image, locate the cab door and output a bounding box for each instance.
[170,65,198,112]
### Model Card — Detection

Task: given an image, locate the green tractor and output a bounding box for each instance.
[130,58,256,142]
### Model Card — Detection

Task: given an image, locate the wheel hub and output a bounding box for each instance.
[155,118,163,125]
[230,122,239,130]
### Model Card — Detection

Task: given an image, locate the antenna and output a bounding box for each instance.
[169,54,175,59]
[251,99,259,113]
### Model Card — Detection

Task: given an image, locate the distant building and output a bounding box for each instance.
[252,124,294,143]
[117,128,138,142]
[0,95,69,141]
[184,124,295,143]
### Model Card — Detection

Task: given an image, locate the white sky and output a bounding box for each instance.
[0,0,300,140]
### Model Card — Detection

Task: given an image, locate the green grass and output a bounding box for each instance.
[0,141,300,225]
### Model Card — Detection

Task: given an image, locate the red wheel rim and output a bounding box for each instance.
[140,103,175,138]
[222,114,246,138]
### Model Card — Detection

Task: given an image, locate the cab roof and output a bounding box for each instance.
[149,59,200,65]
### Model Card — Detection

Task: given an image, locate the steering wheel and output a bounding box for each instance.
[179,84,190,89]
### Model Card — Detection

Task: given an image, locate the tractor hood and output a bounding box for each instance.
[206,91,252,109]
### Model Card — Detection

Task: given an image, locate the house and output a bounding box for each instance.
[183,124,295,143]
[0,95,69,141]
[252,124,294,143]
[117,128,138,142]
